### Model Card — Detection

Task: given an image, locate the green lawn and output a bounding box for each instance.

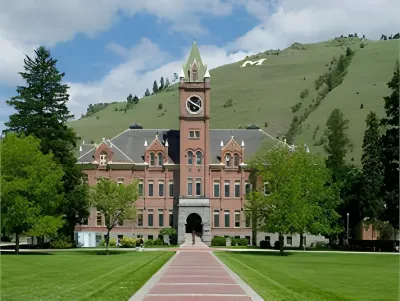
[216,251,399,301]
[1,250,174,301]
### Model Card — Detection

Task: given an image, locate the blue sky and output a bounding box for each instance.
[1,0,399,133]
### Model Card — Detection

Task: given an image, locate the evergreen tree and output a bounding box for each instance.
[144,88,150,97]
[380,60,399,229]
[153,80,159,94]
[323,109,352,181]
[165,78,170,88]
[133,95,139,104]
[3,46,89,241]
[127,94,133,104]
[159,77,164,90]
[360,112,384,220]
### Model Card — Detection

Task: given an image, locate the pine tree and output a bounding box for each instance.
[127,94,133,104]
[159,77,164,90]
[323,109,352,181]
[3,46,89,240]
[165,78,170,88]
[380,60,399,229]
[144,88,150,97]
[360,111,384,220]
[133,95,139,104]
[153,80,159,94]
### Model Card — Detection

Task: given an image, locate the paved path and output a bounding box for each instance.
[129,251,263,301]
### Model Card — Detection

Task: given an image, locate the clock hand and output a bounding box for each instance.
[188,100,201,108]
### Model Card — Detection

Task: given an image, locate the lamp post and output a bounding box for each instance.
[346,213,350,246]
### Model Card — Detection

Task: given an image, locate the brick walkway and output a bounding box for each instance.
[129,251,263,301]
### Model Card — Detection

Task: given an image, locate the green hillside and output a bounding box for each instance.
[69,38,399,163]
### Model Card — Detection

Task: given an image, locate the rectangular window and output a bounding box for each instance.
[265,236,271,242]
[158,180,164,197]
[148,235,153,240]
[213,210,220,227]
[137,210,143,226]
[169,180,174,197]
[224,210,230,228]
[213,180,220,198]
[196,178,202,196]
[96,212,102,226]
[234,180,241,197]
[138,180,144,196]
[234,210,240,228]
[158,209,164,227]
[148,181,154,197]
[117,177,124,186]
[187,178,193,196]
[148,209,154,227]
[286,236,292,246]
[264,182,271,195]
[245,181,251,195]
[169,209,173,227]
[100,154,107,165]
[224,180,230,197]
[189,130,200,139]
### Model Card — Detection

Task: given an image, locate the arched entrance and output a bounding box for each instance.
[185,213,203,234]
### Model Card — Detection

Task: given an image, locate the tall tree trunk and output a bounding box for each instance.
[15,233,20,255]
[251,211,257,246]
[279,233,284,256]
[106,231,110,254]
[299,233,304,249]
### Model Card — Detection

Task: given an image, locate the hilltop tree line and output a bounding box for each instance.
[380,33,400,40]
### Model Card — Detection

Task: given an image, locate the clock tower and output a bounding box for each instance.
[177,40,211,245]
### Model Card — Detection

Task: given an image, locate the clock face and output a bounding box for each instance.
[186,96,202,114]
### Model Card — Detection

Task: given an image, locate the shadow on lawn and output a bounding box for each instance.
[73,250,134,256]
[0,251,54,255]
[228,250,296,257]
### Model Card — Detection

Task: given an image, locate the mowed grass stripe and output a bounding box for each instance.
[215,251,399,301]
[1,251,174,301]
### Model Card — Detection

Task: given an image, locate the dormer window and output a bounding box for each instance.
[225,153,232,166]
[100,152,108,165]
[158,152,163,166]
[234,154,240,166]
[196,151,202,165]
[187,151,193,165]
[150,152,155,166]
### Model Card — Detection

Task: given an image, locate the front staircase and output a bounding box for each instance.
[180,233,209,249]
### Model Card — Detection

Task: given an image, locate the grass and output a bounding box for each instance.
[68,38,399,163]
[0,250,174,301]
[216,251,399,301]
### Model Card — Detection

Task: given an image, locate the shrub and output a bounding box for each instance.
[264,121,268,127]
[211,236,226,246]
[260,240,271,249]
[157,103,163,110]
[360,104,364,109]
[223,98,233,108]
[291,102,302,113]
[299,89,309,99]
[96,115,100,120]
[108,238,117,247]
[316,241,328,248]
[98,239,106,247]
[144,239,154,247]
[274,240,281,250]
[360,42,365,48]
[159,227,177,245]
[50,237,73,249]
[238,238,248,246]
[154,238,164,246]
[120,237,137,248]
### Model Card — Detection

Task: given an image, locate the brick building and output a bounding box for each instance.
[74,41,328,247]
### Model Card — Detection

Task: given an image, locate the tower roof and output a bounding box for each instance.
[182,40,208,82]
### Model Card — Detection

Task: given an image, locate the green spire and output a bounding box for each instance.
[182,40,208,82]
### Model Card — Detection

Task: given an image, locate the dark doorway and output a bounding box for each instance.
[186,213,203,234]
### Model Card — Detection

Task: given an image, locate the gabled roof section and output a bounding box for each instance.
[182,40,207,82]
[221,136,242,153]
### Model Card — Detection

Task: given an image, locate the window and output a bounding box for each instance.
[169,180,174,197]
[187,151,193,164]
[137,210,143,226]
[196,151,202,165]
[234,154,240,166]
[187,178,193,196]
[148,181,154,197]
[100,152,108,165]
[158,152,163,166]
[265,236,270,242]
[158,180,164,197]
[148,235,153,240]
[264,182,271,195]
[192,67,198,81]
[117,177,124,186]
[196,178,202,196]
[169,209,173,227]
[158,209,164,227]
[245,181,251,195]
[96,212,102,226]
[148,209,154,227]
[138,180,144,196]
[189,130,200,139]
[235,210,240,228]
[213,210,220,227]
[224,210,230,227]
[225,153,231,166]
[213,180,220,198]
[224,180,230,197]
[80,217,88,225]
[234,180,240,197]
[150,153,155,166]
[245,236,251,245]
[286,236,292,246]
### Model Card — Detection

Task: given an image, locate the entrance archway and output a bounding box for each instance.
[185,213,203,234]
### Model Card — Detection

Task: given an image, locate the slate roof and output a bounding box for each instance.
[77,128,278,165]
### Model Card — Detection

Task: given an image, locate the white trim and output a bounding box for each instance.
[77,148,95,160]
[108,141,133,162]
[186,94,203,115]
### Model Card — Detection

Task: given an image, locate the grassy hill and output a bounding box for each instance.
[69,38,399,163]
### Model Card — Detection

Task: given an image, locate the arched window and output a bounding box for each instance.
[192,63,198,81]
[187,151,193,165]
[225,153,231,166]
[150,153,155,166]
[100,151,108,165]
[234,154,240,166]
[196,151,202,165]
[158,152,163,166]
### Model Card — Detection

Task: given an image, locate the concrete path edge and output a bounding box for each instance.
[129,251,180,301]
[211,251,264,301]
